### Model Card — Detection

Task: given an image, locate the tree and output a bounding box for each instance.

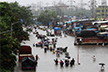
[0,35,20,71]
[0,2,29,71]
[9,1,34,25]
[37,10,57,26]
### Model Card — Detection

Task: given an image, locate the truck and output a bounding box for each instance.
[18,45,32,61]
[54,27,61,36]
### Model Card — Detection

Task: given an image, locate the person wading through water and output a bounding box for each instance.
[54,58,58,65]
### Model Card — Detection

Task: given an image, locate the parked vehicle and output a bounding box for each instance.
[19,45,32,61]
[21,57,36,70]
[54,27,61,36]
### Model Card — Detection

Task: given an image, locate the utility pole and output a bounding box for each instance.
[58,0,63,22]
[102,0,107,19]
[77,45,80,65]
[80,0,83,9]
[52,1,56,6]
[52,1,56,12]
[68,0,75,9]
[90,0,97,18]
[11,22,19,37]
[31,3,36,10]
[70,0,73,9]
[80,0,83,18]
[46,2,49,10]
[37,1,43,15]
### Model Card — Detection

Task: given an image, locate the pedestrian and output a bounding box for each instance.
[36,31,38,34]
[47,31,49,36]
[44,46,47,53]
[33,43,35,47]
[56,52,60,57]
[101,64,105,70]
[54,43,56,48]
[55,38,58,42]
[54,58,58,65]
[92,55,96,61]
[70,58,75,66]
[60,50,63,54]
[50,47,52,51]
[52,38,54,43]
[60,34,62,38]
[64,34,67,37]
[64,46,68,52]
[35,54,40,61]
[65,60,69,67]
[59,60,64,67]
[35,60,38,66]
[40,43,43,48]
[53,49,55,54]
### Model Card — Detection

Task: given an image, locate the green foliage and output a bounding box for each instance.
[0,35,20,71]
[37,10,57,26]
[32,7,90,19]
[26,28,32,32]
[0,2,18,32]
[9,1,34,25]
[0,69,11,72]
[0,2,30,71]
[0,2,30,42]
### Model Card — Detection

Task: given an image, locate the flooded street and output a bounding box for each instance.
[14,28,108,72]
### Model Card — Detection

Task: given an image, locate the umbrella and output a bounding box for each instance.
[56,50,60,52]
[44,46,47,48]
[37,41,42,44]
[99,63,105,65]
[44,38,50,41]
[44,41,48,43]
[57,47,63,50]
[63,58,69,60]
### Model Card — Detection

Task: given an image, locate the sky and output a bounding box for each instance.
[1,0,107,10]
[1,0,103,6]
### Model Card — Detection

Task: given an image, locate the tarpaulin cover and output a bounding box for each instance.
[88,28,99,33]
[72,20,76,22]
[88,28,96,30]
[74,27,81,30]
[54,27,61,31]
[66,21,71,24]
[22,57,36,67]
[79,30,96,37]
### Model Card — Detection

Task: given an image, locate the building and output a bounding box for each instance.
[96,6,108,19]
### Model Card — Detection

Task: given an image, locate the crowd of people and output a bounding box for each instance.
[26,25,106,71]
[32,25,76,68]
[54,58,75,67]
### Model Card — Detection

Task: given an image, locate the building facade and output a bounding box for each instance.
[96,6,108,19]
